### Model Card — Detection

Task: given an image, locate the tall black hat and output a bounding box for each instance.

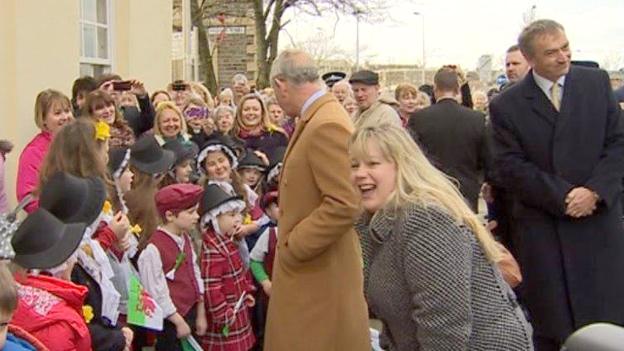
[12,209,86,269]
[198,184,244,217]
[238,149,266,172]
[108,147,131,178]
[130,134,175,175]
[39,172,106,225]
[163,139,199,167]
[266,146,286,183]
[197,134,239,172]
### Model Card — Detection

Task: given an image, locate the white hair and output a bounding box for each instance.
[270,49,320,85]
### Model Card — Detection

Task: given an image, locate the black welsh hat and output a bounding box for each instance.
[39,172,107,225]
[130,134,175,175]
[12,208,86,269]
[238,149,266,172]
[163,139,199,167]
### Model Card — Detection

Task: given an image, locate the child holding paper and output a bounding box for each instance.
[198,184,256,350]
[137,184,207,351]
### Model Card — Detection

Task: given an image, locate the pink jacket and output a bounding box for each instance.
[0,153,8,214]
[16,131,52,213]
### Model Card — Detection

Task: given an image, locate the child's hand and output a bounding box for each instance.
[261,280,272,296]
[245,293,256,307]
[175,319,192,338]
[235,224,258,239]
[254,150,270,166]
[196,302,207,336]
[196,313,207,336]
[231,224,243,239]
[110,212,130,239]
[114,232,131,252]
[121,327,133,351]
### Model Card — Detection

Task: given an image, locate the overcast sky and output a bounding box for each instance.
[281,0,624,71]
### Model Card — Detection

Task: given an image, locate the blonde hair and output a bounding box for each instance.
[189,81,215,109]
[34,89,72,130]
[395,83,419,100]
[219,88,234,99]
[153,101,189,139]
[233,94,286,136]
[349,123,501,262]
[0,263,17,314]
[186,96,208,109]
[416,91,432,108]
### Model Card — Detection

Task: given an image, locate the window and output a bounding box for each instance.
[79,0,112,77]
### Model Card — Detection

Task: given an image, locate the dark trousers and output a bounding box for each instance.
[155,305,198,351]
[250,288,269,351]
[534,335,561,351]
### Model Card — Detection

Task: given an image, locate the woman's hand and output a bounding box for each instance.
[130,79,147,97]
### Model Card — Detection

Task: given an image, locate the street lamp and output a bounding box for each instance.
[414,12,426,84]
[354,8,364,70]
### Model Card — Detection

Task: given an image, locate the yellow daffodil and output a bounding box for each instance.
[82,305,94,324]
[130,224,142,234]
[95,121,111,141]
[102,201,112,215]
[243,214,253,225]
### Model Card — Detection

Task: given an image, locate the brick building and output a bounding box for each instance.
[202,1,257,90]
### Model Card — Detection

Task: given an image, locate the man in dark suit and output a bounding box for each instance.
[489,19,624,351]
[407,67,488,212]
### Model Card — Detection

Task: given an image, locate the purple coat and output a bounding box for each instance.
[237,129,288,156]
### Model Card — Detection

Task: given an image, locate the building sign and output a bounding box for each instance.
[208,26,245,35]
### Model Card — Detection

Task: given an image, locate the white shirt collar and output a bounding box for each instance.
[533,70,566,100]
[301,89,326,116]
[158,226,185,249]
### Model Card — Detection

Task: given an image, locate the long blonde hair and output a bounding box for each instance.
[349,123,501,262]
[233,94,286,137]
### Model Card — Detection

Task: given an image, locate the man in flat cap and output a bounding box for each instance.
[349,70,401,128]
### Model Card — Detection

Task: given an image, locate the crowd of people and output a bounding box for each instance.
[0,18,623,351]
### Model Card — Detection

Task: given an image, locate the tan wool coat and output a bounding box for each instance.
[263,93,370,351]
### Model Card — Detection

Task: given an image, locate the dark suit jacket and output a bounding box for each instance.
[489,66,624,342]
[407,99,488,211]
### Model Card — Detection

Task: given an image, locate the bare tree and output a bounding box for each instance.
[191,0,388,91]
[251,0,388,89]
[190,0,219,95]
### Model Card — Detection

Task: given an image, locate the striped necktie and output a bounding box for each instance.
[550,83,561,111]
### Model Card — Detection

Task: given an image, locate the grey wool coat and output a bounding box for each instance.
[356,204,533,351]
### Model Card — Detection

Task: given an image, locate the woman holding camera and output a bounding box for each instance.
[84,90,135,147]
[349,123,533,351]
[97,75,155,137]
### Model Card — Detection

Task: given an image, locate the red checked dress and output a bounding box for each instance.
[200,228,256,351]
